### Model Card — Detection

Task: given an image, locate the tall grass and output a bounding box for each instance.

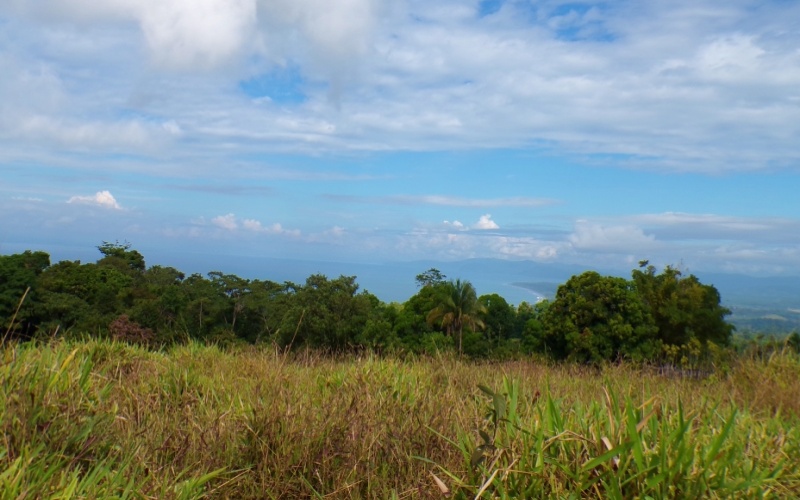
[1,340,798,498]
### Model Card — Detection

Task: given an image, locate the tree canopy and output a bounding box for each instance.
[540,271,658,363]
[632,264,733,347]
[426,279,486,355]
[0,246,742,365]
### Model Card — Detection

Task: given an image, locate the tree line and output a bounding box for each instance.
[3,242,791,364]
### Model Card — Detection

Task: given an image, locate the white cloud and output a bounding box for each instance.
[634,212,774,231]
[442,214,499,231]
[208,213,301,236]
[443,220,466,230]
[695,35,765,82]
[488,236,564,261]
[17,116,160,150]
[630,213,800,244]
[1,1,799,171]
[473,214,499,230]
[67,190,122,209]
[241,218,263,232]
[211,213,238,230]
[140,0,256,71]
[569,220,657,252]
[242,218,301,236]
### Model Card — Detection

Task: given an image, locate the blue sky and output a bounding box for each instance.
[2,0,800,291]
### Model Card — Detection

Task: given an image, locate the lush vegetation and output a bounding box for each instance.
[5,243,790,365]
[3,244,800,497]
[1,339,798,498]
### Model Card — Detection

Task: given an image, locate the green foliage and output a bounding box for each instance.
[788,332,800,353]
[632,264,734,348]
[478,293,516,342]
[233,278,291,344]
[0,250,50,338]
[392,284,441,351]
[433,378,795,499]
[427,279,487,356]
[36,260,134,335]
[415,267,447,288]
[3,340,799,498]
[278,274,377,351]
[97,240,145,274]
[0,244,743,365]
[520,300,550,354]
[541,272,659,363]
[357,302,402,353]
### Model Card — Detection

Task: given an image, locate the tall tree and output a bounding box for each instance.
[279,274,376,351]
[427,279,486,355]
[415,268,447,288]
[541,271,658,363]
[632,264,733,348]
[393,283,440,351]
[479,293,516,342]
[97,241,145,274]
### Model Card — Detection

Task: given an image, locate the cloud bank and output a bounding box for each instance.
[1,1,798,172]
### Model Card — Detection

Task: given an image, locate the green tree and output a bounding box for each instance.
[427,279,486,356]
[0,250,50,338]
[36,260,134,335]
[181,273,229,339]
[279,274,376,351]
[519,300,550,354]
[356,300,401,354]
[234,279,291,344]
[393,284,441,352]
[208,272,251,335]
[632,264,734,348]
[97,241,145,274]
[127,265,188,339]
[541,271,658,363]
[415,268,447,288]
[479,293,516,343]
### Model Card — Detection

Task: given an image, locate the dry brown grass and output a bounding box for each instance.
[2,339,798,498]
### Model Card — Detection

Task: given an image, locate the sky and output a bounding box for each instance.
[2,0,800,297]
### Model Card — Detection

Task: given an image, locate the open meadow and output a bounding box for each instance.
[2,339,799,499]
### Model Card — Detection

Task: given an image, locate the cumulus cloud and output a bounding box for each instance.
[67,190,122,209]
[442,214,499,231]
[473,214,499,230]
[8,0,376,75]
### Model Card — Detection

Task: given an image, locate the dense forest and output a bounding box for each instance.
[2,242,798,364]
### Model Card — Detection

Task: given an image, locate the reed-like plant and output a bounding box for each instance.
[428,376,798,498]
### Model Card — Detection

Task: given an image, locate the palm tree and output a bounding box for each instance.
[426,279,486,355]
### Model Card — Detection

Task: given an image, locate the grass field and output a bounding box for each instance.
[1,339,799,498]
